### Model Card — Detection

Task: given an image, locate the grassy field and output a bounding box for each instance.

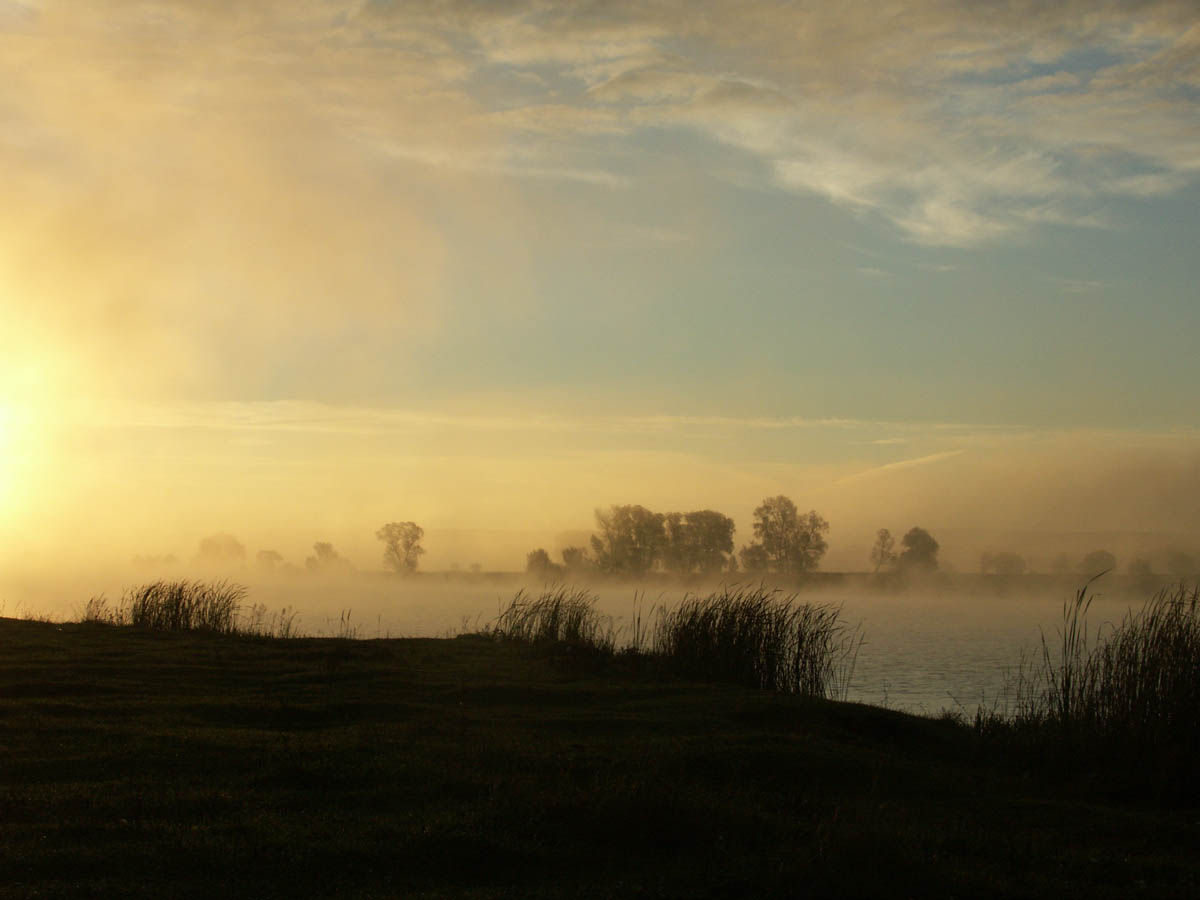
[2,616,1197,899]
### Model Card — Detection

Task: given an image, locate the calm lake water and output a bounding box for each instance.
[7,571,1162,717]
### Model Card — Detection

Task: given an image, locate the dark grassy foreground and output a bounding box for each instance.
[2,619,1198,899]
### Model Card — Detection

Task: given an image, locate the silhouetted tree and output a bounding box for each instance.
[897,527,939,572]
[1166,550,1196,577]
[376,522,425,574]
[306,542,352,573]
[590,505,666,575]
[525,548,562,578]
[981,551,1027,576]
[662,510,736,575]
[561,546,593,574]
[256,549,284,572]
[869,528,897,572]
[1080,549,1116,575]
[195,533,246,567]
[740,496,829,576]
[738,542,769,572]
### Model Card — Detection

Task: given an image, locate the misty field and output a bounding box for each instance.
[3,592,1199,899]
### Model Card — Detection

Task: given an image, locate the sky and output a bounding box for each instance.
[1,0,1199,573]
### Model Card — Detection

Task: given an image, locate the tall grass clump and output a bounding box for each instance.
[492,587,615,653]
[124,580,246,633]
[652,585,860,700]
[1012,582,1200,744]
[984,580,1200,799]
[82,594,127,625]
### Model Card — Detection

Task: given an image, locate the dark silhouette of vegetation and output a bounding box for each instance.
[525,548,562,578]
[979,581,1200,801]
[84,580,247,633]
[739,496,829,576]
[256,549,284,572]
[195,533,246,567]
[661,509,736,575]
[560,545,593,574]
[590,505,666,575]
[652,585,858,699]
[491,587,614,650]
[305,542,352,573]
[489,585,858,700]
[869,528,897,572]
[376,521,425,574]
[897,526,939,572]
[11,612,1195,898]
[738,542,768,572]
[1080,549,1116,576]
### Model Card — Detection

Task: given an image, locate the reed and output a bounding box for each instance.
[492,586,615,652]
[123,580,246,633]
[977,581,1200,798]
[652,585,859,700]
[1008,581,1200,745]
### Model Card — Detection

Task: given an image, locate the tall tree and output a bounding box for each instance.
[376,522,425,574]
[869,528,897,572]
[740,496,829,575]
[662,509,736,575]
[897,527,939,572]
[306,541,352,573]
[590,505,666,575]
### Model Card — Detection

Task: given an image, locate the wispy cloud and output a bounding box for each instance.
[79,401,1024,439]
[836,450,968,484]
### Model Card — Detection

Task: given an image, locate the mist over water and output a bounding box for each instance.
[3,562,1170,716]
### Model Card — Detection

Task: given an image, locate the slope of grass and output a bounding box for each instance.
[2,617,1197,898]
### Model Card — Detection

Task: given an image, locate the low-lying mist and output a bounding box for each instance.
[5,558,1185,716]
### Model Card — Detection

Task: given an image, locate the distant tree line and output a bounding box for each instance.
[140,520,1200,581]
[146,521,432,577]
[868,526,940,574]
[527,495,831,578]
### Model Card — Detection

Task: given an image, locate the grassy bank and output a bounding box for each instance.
[2,613,1197,898]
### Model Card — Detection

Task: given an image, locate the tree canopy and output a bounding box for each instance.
[590,505,666,575]
[897,527,939,572]
[739,496,829,576]
[376,522,425,574]
[662,510,737,575]
[869,528,897,573]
